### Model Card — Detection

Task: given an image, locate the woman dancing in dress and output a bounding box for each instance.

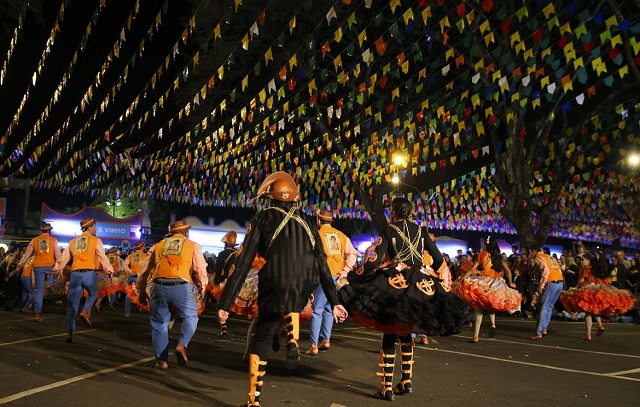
[560,253,634,340]
[454,236,521,342]
[340,197,473,401]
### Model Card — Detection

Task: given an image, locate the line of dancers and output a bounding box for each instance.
[7,173,635,406]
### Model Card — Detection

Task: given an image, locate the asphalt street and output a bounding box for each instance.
[1,305,639,407]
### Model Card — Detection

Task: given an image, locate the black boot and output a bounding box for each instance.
[393,341,413,395]
[374,350,395,401]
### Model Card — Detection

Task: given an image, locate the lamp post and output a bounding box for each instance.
[106,198,121,218]
[390,152,434,227]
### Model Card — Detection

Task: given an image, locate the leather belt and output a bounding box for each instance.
[154,279,187,286]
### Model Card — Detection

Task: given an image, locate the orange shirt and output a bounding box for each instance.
[22,256,35,279]
[536,252,563,282]
[16,233,61,270]
[69,233,100,270]
[477,251,502,279]
[125,250,147,275]
[578,266,610,284]
[318,224,357,277]
[152,235,196,282]
[31,234,59,267]
[55,231,113,274]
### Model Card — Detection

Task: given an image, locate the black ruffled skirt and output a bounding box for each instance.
[339,262,473,336]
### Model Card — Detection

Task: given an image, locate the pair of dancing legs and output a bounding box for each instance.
[583,314,605,340]
[470,309,496,342]
[375,333,414,401]
[242,312,300,407]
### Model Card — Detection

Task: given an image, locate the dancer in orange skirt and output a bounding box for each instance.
[560,253,634,340]
[454,236,521,342]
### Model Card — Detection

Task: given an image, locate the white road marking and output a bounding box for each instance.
[0,330,97,347]
[449,334,640,359]
[2,317,47,323]
[0,356,155,404]
[330,404,347,407]
[332,331,640,382]
[607,367,640,376]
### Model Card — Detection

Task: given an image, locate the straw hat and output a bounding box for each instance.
[169,219,191,234]
[316,209,333,222]
[80,218,96,230]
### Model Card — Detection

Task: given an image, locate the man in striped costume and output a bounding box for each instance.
[218,172,348,407]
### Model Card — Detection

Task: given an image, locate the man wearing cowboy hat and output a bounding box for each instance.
[136,219,208,370]
[213,231,239,337]
[52,218,114,342]
[16,222,62,321]
[217,172,348,407]
[304,208,357,356]
[122,241,147,317]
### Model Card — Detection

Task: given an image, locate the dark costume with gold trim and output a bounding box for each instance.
[340,221,473,336]
[219,203,337,407]
[339,219,473,400]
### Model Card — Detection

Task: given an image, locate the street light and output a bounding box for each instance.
[628,152,640,167]
[106,198,121,217]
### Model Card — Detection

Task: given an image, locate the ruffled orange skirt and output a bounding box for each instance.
[453,275,521,311]
[559,282,634,315]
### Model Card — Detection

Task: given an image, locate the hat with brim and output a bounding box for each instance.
[40,223,53,232]
[169,219,191,234]
[253,172,300,202]
[80,218,96,230]
[316,209,333,222]
[107,247,118,254]
[222,231,238,246]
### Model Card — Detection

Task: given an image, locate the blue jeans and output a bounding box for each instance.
[149,282,199,362]
[309,276,339,345]
[21,276,35,309]
[124,276,138,315]
[66,270,97,333]
[536,281,563,336]
[33,266,54,313]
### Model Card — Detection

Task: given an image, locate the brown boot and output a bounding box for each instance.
[34,314,42,322]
